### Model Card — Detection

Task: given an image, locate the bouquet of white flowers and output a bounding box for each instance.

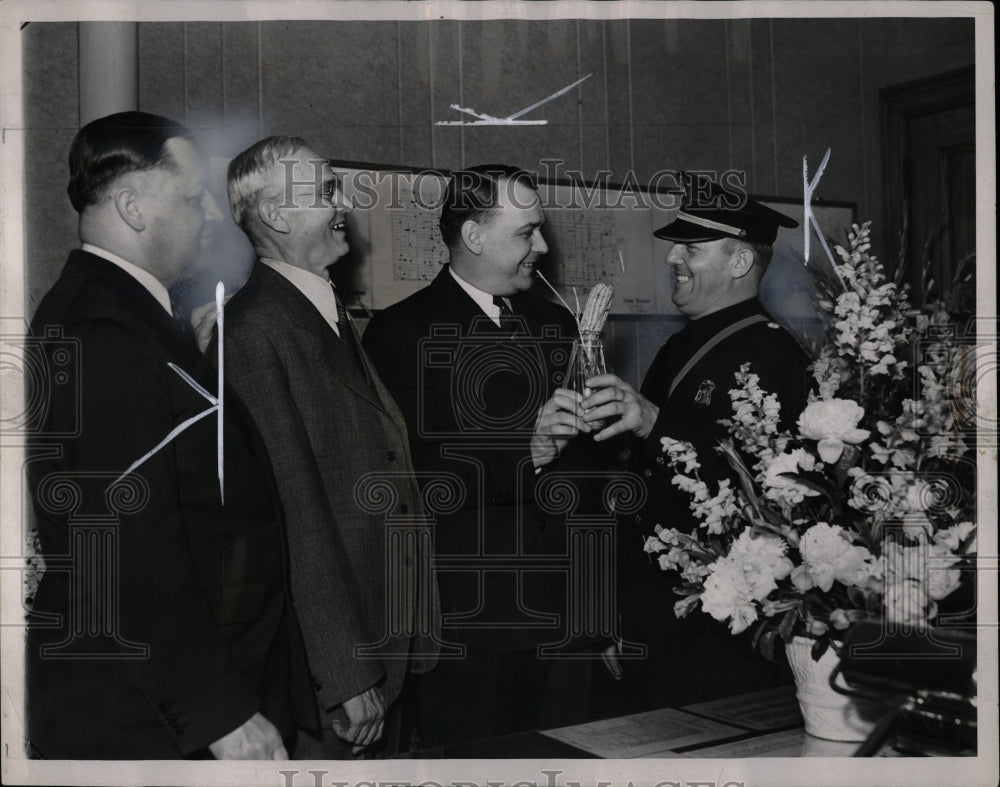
[645,222,978,661]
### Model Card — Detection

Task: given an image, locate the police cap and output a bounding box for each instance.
[654,173,798,246]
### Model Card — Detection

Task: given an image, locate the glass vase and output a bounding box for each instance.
[565,331,607,395]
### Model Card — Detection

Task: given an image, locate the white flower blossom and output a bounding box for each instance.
[700,556,759,635]
[797,399,871,463]
[761,448,820,505]
[794,522,879,592]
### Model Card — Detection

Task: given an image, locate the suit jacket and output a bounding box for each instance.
[363,265,605,654]
[217,262,435,715]
[26,250,317,759]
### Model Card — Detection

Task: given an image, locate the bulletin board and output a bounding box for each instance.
[317,163,855,338]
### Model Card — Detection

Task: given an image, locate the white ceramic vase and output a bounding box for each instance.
[786,636,881,742]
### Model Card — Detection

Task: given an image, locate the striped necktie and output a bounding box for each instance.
[331,284,369,380]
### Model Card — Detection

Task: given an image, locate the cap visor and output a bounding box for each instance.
[653,217,728,243]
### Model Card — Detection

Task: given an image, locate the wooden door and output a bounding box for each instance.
[881,67,975,309]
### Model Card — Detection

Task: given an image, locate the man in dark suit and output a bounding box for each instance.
[26,112,317,759]
[581,174,810,710]
[220,137,437,758]
[362,166,602,748]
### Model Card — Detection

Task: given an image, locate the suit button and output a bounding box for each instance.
[643,469,652,479]
[655,456,665,466]
[400,503,409,514]
[635,514,643,524]
[387,450,397,462]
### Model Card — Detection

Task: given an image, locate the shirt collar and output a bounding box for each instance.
[449,267,502,326]
[259,257,340,336]
[81,243,173,315]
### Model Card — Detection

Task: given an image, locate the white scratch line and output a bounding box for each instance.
[111,406,217,489]
[802,148,847,292]
[436,73,592,126]
[215,281,225,504]
[111,281,229,499]
[166,363,216,403]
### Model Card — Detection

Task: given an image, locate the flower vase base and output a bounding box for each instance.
[786,637,882,742]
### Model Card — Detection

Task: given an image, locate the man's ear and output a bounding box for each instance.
[113,187,144,232]
[460,219,483,255]
[258,198,290,234]
[730,245,755,279]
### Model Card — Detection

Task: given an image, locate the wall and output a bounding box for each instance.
[21,16,975,384]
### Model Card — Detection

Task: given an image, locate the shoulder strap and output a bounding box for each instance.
[666,314,770,400]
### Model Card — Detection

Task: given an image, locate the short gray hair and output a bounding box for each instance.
[227,135,307,233]
[723,236,773,271]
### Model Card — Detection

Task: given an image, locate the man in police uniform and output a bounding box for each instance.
[581,174,811,711]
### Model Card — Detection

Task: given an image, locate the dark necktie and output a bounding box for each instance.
[493,295,518,332]
[331,285,369,380]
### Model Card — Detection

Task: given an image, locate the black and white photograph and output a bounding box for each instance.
[0,1,995,786]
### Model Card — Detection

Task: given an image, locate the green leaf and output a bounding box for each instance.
[811,637,831,661]
[778,608,798,642]
[777,472,837,506]
[757,627,779,662]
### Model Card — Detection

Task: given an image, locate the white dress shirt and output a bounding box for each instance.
[81,243,172,315]
[449,267,507,327]
[260,257,341,336]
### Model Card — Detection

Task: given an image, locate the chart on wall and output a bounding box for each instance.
[331,163,854,326]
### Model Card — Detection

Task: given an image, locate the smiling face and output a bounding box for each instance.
[464,177,548,296]
[666,238,754,319]
[138,137,223,287]
[267,147,351,276]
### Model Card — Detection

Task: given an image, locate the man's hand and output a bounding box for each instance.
[331,686,386,755]
[208,711,288,760]
[190,299,221,354]
[581,374,659,442]
[601,641,623,681]
[530,387,591,469]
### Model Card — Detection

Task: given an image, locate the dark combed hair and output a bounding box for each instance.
[438,164,537,250]
[66,111,193,213]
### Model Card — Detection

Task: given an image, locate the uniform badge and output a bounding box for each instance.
[694,379,716,407]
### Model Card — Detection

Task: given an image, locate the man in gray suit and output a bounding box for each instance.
[218,136,436,758]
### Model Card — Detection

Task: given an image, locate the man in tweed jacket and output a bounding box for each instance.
[217,136,437,758]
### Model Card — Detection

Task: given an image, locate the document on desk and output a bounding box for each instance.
[680,685,803,731]
[677,728,806,758]
[541,708,744,758]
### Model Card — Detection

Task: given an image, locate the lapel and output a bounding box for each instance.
[62,250,203,369]
[250,263,391,417]
[430,265,536,336]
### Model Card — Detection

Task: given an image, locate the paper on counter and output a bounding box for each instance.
[541,708,744,758]
[677,728,807,758]
[680,685,803,731]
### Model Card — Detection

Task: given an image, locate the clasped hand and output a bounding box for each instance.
[530,388,591,469]
[580,374,659,441]
[332,686,386,755]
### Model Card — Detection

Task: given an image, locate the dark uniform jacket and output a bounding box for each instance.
[363,266,606,654]
[26,251,317,759]
[619,297,811,709]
